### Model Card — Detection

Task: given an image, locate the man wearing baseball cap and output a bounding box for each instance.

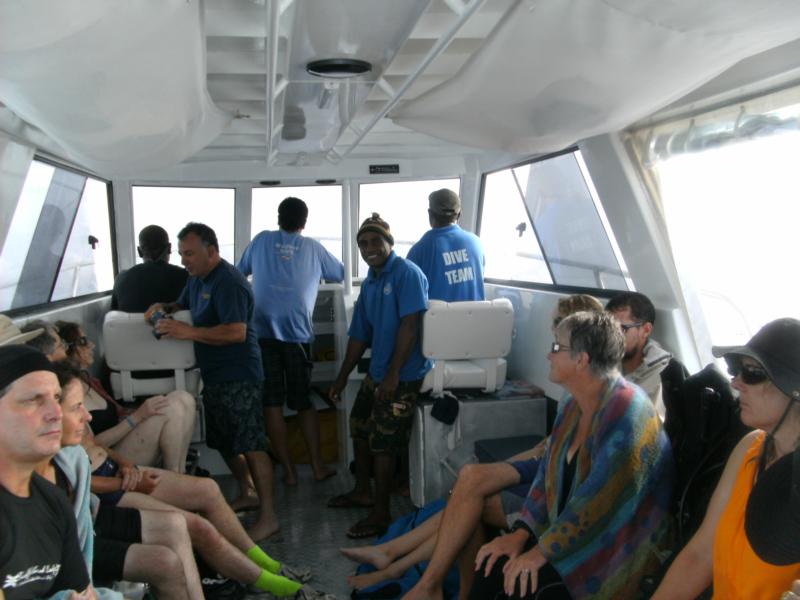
[328,214,432,539]
[407,189,485,302]
[0,344,95,599]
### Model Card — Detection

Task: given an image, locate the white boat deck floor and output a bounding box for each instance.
[217,465,416,599]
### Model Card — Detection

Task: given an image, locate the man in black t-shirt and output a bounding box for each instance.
[111,225,188,312]
[0,345,93,599]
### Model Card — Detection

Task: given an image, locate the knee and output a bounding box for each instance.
[187,513,221,547]
[456,463,483,487]
[195,476,224,506]
[160,510,190,540]
[146,546,185,584]
[170,390,196,412]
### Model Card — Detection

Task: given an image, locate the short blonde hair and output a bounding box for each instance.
[556,294,604,319]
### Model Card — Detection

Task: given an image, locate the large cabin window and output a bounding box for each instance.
[0,158,114,311]
[131,186,235,263]
[479,149,630,290]
[252,185,343,261]
[627,87,800,349]
[357,178,461,278]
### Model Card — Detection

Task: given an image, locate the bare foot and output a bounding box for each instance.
[348,568,394,591]
[282,470,298,487]
[247,513,281,542]
[339,545,392,571]
[229,489,260,512]
[313,466,337,482]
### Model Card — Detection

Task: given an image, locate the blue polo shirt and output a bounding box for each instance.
[177,260,263,384]
[237,229,344,343]
[407,224,485,302]
[349,252,432,383]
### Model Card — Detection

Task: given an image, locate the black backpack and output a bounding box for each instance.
[663,363,752,548]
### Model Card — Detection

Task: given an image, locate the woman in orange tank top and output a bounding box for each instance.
[653,318,800,600]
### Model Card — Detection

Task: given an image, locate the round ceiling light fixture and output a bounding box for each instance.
[306,58,372,78]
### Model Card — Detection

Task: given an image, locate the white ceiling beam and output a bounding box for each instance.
[336,0,489,162]
[265,0,280,165]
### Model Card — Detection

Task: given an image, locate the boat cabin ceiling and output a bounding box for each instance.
[3,0,800,181]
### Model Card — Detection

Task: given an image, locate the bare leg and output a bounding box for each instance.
[113,393,196,472]
[143,468,257,553]
[349,532,438,591]
[402,462,520,600]
[349,452,393,533]
[226,454,259,511]
[170,390,197,472]
[123,544,188,600]
[456,494,507,600]
[119,492,261,584]
[244,450,280,542]
[157,392,196,471]
[139,509,204,599]
[264,406,297,486]
[297,407,335,480]
[341,510,443,569]
[112,414,167,467]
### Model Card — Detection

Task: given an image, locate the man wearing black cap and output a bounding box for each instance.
[0,345,95,599]
[111,224,188,312]
[328,214,432,539]
[407,189,485,302]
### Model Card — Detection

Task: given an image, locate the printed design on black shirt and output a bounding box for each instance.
[3,563,60,589]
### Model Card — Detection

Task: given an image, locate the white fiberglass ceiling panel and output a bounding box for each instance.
[391,0,800,155]
[0,0,229,176]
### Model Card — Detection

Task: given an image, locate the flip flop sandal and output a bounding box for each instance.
[280,564,313,583]
[327,494,374,509]
[345,521,388,539]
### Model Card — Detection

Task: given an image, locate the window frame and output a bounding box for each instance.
[354,175,463,280]
[477,147,630,296]
[3,155,117,317]
[250,182,345,263]
[130,183,237,266]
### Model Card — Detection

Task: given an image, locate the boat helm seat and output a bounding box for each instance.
[420,298,514,396]
[103,310,201,403]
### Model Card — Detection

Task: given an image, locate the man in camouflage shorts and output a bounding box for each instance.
[328,214,432,539]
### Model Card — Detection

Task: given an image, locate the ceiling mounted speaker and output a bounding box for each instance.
[306,58,372,78]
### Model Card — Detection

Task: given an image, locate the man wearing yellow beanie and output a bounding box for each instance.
[328,213,432,539]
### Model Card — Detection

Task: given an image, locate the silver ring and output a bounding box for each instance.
[522,569,530,574]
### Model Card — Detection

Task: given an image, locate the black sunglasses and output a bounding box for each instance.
[67,335,90,348]
[620,322,644,333]
[727,360,769,385]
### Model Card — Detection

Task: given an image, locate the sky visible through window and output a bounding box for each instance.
[656,130,800,347]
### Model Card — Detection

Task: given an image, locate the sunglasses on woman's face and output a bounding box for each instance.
[727,360,769,385]
[68,335,90,348]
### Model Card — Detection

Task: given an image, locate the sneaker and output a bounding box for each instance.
[279,564,312,583]
[202,574,247,600]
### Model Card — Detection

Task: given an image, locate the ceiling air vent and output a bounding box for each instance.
[306,58,372,78]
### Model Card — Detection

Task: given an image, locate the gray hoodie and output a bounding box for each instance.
[625,338,672,419]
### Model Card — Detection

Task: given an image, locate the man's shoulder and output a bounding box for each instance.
[214,261,251,287]
[30,472,72,514]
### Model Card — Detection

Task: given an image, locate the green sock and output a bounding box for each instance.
[246,545,281,574]
[253,569,302,597]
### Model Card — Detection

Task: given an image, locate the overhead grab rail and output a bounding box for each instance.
[328,0,490,163]
[265,0,294,165]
